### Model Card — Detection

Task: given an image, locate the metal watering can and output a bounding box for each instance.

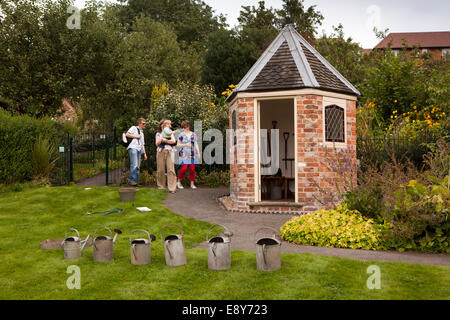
[207,225,233,271]
[255,227,282,271]
[160,224,187,267]
[130,229,156,265]
[93,227,121,262]
[61,228,90,260]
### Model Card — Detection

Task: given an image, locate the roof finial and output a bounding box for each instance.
[285,15,292,26]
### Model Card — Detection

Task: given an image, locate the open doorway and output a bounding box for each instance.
[258,98,295,202]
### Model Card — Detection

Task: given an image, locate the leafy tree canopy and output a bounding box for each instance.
[201,0,324,93]
[116,0,227,49]
[315,24,365,88]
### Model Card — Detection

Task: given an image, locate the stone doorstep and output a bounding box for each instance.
[248,201,304,208]
[217,196,302,215]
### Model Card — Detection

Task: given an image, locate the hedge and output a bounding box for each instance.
[0,109,64,184]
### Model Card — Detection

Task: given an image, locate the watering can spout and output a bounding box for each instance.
[80,234,90,252]
[224,230,233,237]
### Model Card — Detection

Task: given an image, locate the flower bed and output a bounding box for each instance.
[280,204,389,250]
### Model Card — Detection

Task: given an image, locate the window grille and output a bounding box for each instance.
[325,105,345,143]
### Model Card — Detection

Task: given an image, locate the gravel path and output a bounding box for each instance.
[164,187,450,267]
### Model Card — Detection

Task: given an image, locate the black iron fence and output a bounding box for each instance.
[357,129,447,171]
[52,128,127,186]
[52,128,230,186]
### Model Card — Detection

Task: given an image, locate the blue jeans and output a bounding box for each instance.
[128,148,142,184]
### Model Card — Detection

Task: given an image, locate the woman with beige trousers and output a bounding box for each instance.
[155,119,177,193]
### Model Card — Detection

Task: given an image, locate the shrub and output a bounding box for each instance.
[359,50,450,121]
[344,186,384,221]
[0,178,50,193]
[280,204,388,250]
[382,176,450,253]
[341,139,450,253]
[119,169,156,186]
[31,135,57,179]
[188,168,230,187]
[148,81,228,133]
[139,170,157,186]
[204,171,221,188]
[74,166,101,182]
[0,109,65,184]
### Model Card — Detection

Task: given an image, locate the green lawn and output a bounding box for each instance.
[0,186,449,300]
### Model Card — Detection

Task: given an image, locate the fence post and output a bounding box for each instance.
[113,126,117,160]
[69,135,73,183]
[105,134,109,185]
[92,130,95,166]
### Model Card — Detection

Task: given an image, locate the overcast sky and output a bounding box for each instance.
[74,0,450,48]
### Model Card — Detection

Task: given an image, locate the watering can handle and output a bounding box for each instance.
[262,244,268,266]
[164,241,173,260]
[206,224,230,242]
[211,242,218,257]
[254,226,281,242]
[65,228,80,239]
[130,229,151,244]
[160,224,184,242]
[80,234,90,251]
[93,226,113,240]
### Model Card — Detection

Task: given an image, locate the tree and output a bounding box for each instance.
[149,81,225,132]
[0,0,200,128]
[202,0,324,93]
[276,0,324,43]
[237,1,279,60]
[0,0,78,117]
[116,0,227,49]
[201,28,267,95]
[315,24,365,88]
[238,1,279,30]
[80,14,201,129]
[360,51,430,120]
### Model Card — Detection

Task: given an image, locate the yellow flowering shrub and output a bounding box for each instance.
[280,204,388,250]
[389,105,445,129]
[221,84,236,97]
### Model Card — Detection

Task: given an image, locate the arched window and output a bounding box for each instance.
[325,105,345,143]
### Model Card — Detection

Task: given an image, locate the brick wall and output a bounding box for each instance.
[296,95,357,212]
[229,98,256,207]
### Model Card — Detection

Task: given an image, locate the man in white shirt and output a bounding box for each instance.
[126,118,148,186]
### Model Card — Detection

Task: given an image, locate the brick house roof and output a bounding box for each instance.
[227,25,360,102]
[374,32,450,49]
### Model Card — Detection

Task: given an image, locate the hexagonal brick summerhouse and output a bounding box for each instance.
[226,24,360,214]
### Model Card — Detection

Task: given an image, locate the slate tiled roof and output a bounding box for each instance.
[227,24,359,102]
[374,32,450,49]
[248,41,304,90]
[299,42,352,94]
